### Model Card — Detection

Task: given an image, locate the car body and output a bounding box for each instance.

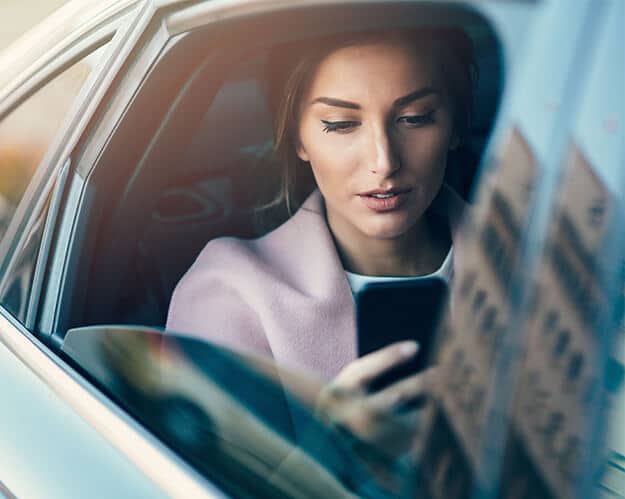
[0,0,623,498]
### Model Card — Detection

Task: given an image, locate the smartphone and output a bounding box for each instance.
[356,277,448,391]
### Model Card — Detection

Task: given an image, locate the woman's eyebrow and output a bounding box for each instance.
[393,87,439,107]
[311,87,439,110]
[311,97,361,110]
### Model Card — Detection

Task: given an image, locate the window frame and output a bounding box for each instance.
[16,0,533,493]
[36,2,176,340]
[0,32,114,274]
[0,4,150,330]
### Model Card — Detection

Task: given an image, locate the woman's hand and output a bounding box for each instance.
[316,341,437,460]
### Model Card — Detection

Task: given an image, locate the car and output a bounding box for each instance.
[0,0,622,497]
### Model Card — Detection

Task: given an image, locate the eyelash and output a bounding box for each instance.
[321,120,359,133]
[398,111,435,127]
[321,111,435,133]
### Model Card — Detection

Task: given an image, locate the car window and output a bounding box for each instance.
[0,43,108,324]
[26,1,622,497]
[0,43,107,242]
[59,3,508,495]
[62,325,378,498]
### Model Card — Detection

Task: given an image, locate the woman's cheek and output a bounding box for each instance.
[404,129,450,177]
[307,151,345,196]
[312,139,360,190]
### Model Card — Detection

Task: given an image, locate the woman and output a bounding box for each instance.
[167,27,475,453]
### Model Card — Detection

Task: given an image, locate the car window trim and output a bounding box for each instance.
[36,2,169,339]
[0,170,56,324]
[0,32,115,121]
[74,13,171,179]
[0,157,63,299]
[24,158,72,330]
[0,38,112,285]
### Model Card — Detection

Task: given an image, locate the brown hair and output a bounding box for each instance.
[256,27,478,233]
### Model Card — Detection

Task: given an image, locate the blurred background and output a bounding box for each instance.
[0,1,69,53]
[0,0,84,239]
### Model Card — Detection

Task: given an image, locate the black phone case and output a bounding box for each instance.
[356,277,447,391]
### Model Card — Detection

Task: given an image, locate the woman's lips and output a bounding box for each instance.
[358,190,411,212]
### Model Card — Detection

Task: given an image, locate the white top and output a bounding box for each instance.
[345,247,453,294]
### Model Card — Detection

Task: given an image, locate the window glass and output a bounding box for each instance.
[0,44,107,241]
[70,6,505,496]
[0,44,108,323]
[0,191,51,322]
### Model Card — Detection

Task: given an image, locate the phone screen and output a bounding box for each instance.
[356,277,448,391]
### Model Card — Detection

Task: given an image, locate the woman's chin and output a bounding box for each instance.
[359,216,415,240]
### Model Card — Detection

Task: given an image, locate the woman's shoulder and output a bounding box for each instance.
[165,237,274,354]
[165,192,331,351]
[165,234,272,351]
[193,234,258,270]
[175,190,327,291]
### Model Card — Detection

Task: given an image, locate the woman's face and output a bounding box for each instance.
[296,37,458,241]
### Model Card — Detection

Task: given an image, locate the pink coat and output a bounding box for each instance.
[166,186,466,380]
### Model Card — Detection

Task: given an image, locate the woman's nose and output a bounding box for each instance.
[368,125,400,177]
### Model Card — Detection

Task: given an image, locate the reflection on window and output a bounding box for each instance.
[0,43,107,241]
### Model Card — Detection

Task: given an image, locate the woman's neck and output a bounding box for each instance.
[327,210,449,277]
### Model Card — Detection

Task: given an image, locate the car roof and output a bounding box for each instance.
[0,0,141,91]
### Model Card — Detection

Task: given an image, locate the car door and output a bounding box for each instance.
[0,0,146,326]
[1,0,552,497]
[0,2,221,497]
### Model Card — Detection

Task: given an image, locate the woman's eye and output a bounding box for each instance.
[321,120,360,133]
[397,112,435,127]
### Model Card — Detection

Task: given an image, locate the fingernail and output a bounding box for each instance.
[400,341,419,356]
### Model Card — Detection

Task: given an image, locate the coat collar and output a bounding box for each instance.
[256,184,467,379]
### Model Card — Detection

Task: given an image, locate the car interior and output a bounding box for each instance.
[54,3,504,343]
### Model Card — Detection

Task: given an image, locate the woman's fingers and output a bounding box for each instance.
[368,367,437,413]
[318,345,432,443]
[335,341,419,390]
[317,364,438,461]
